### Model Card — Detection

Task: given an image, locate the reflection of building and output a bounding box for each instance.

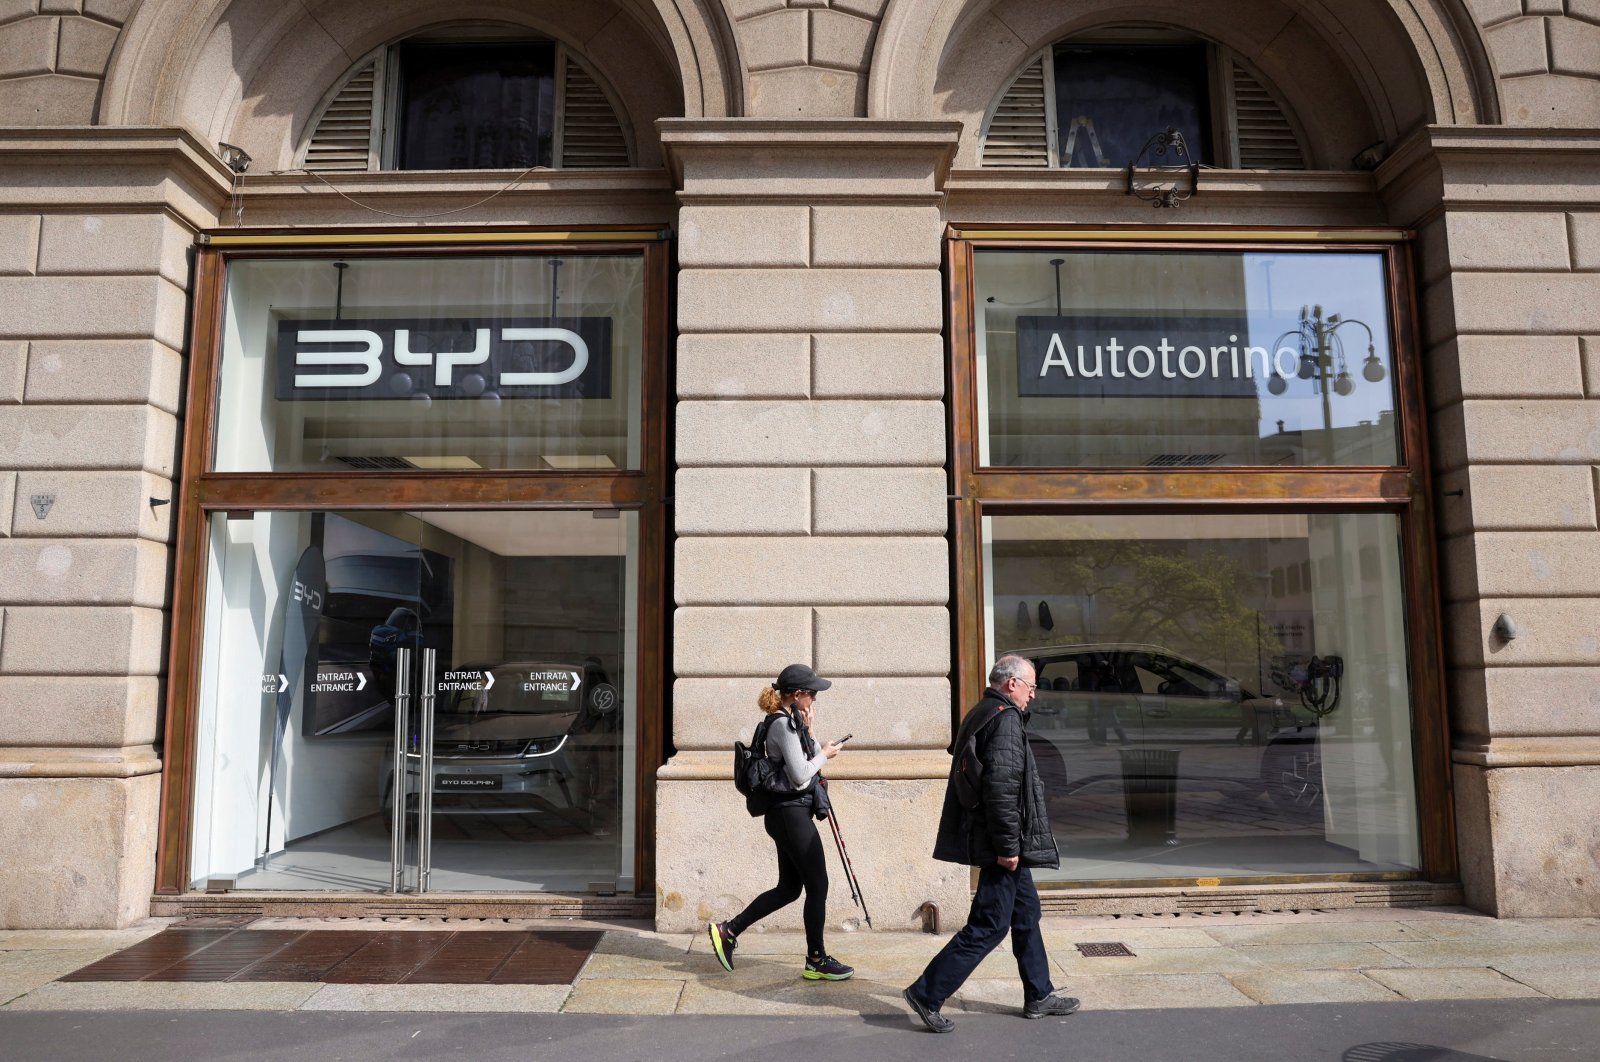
[3,1,1599,930]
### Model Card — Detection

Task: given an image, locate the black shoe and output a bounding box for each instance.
[707,921,737,972]
[1023,993,1081,1019]
[803,953,854,981]
[902,986,955,1033]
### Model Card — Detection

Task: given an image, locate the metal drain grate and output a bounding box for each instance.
[1076,942,1136,957]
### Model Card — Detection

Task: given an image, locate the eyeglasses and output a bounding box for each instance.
[1011,678,1037,690]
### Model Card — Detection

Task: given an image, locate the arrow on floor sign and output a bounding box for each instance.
[277,674,289,693]
[356,672,367,691]
[568,671,581,691]
[484,671,495,691]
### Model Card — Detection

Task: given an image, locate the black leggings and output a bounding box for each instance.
[727,803,829,957]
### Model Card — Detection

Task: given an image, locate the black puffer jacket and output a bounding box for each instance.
[931,691,1060,869]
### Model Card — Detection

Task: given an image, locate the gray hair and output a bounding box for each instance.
[989,654,1033,687]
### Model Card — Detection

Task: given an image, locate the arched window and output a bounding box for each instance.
[299,27,634,172]
[981,30,1306,170]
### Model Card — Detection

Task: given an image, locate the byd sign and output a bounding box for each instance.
[275,316,612,401]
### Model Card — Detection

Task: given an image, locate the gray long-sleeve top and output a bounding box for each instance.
[766,713,827,791]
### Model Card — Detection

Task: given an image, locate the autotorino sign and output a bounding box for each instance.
[275,316,612,401]
[1016,314,1284,399]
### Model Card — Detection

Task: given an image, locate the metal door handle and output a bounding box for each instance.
[419,647,436,893]
[390,647,410,894]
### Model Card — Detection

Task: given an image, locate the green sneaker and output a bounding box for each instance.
[707,921,737,972]
[802,953,854,981]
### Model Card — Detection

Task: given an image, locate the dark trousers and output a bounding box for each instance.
[910,864,1054,1008]
[727,803,828,957]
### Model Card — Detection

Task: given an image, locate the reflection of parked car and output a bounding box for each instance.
[1010,643,1321,816]
[382,660,622,828]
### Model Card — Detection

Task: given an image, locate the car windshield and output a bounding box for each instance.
[438,663,583,718]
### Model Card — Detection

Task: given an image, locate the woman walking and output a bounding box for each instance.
[707,663,854,981]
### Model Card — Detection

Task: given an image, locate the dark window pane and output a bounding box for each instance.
[398,42,555,170]
[1053,43,1211,167]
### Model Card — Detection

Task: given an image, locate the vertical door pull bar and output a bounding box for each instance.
[418,647,437,893]
[390,646,411,894]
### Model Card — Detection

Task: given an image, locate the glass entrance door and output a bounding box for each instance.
[187,508,638,895]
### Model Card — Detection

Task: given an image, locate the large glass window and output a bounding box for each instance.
[975,249,1398,468]
[1054,43,1212,168]
[397,42,557,170]
[951,231,1450,887]
[214,254,645,473]
[188,508,640,894]
[984,513,1420,882]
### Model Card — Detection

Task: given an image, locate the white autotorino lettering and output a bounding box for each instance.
[294,329,382,387]
[499,328,589,386]
[1034,331,1304,383]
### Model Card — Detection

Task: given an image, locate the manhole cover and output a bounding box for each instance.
[1076,942,1135,957]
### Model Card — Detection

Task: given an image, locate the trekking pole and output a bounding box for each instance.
[825,801,873,928]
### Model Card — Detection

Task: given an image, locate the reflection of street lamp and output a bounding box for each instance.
[1269,305,1384,462]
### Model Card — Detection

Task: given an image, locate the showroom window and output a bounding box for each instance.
[158,230,669,899]
[948,229,1452,886]
[981,31,1308,170]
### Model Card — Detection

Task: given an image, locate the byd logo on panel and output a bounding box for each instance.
[274,316,614,401]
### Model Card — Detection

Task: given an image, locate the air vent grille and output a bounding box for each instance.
[981,55,1051,168]
[304,62,378,173]
[1231,62,1305,170]
[1146,453,1224,467]
[559,57,630,168]
[335,456,412,471]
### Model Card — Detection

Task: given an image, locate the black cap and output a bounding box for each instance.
[773,663,832,692]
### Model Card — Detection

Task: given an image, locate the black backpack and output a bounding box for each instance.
[733,714,786,816]
[952,707,1005,810]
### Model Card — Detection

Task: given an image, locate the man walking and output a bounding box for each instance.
[902,654,1080,1032]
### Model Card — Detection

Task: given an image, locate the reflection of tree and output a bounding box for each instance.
[995,539,1280,677]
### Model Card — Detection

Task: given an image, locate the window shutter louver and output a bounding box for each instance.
[303,60,381,173]
[1229,61,1305,170]
[981,55,1052,168]
[558,56,631,168]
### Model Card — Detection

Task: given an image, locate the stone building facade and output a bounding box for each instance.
[0,0,1596,930]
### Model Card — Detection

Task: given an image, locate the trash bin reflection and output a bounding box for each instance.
[1119,747,1181,845]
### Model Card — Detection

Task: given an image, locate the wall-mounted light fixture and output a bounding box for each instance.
[1125,128,1199,209]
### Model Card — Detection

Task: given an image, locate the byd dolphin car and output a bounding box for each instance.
[381,659,621,830]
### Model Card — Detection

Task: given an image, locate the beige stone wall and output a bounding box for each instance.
[0,0,134,124]
[656,119,970,933]
[1381,128,1600,916]
[0,130,229,927]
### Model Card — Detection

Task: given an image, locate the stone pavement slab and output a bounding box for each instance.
[301,983,571,1012]
[1364,967,1545,1001]
[1053,945,1261,977]
[1230,942,1400,970]
[564,978,684,1014]
[1227,969,1403,1004]
[1041,926,1223,949]
[676,973,908,1016]
[1395,914,1600,941]
[7,980,322,1010]
[1202,920,1427,946]
[0,924,168,951]
[0,949,112,1005]
[1487,964,1600,999]
[1373,938,1600,968]
[959,972,1255,1011]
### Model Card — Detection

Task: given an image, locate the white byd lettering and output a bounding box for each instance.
[396,328,490,387]
[293,329,382,388]
[1038,333,1302,382]
[293,327,588,388]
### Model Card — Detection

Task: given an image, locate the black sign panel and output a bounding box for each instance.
[275,316,612,401]
[1017,314,1269,399]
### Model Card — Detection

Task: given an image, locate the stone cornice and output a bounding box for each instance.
[0,746,162,779]
[1452,737,1600,768]
[659,749,950,781]
[1377,125,1600,225]
[0,126,233,225]
[658,118,964,197]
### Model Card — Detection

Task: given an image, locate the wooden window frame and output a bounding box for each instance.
[155,227,672,897]
[946,225,1456,885]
